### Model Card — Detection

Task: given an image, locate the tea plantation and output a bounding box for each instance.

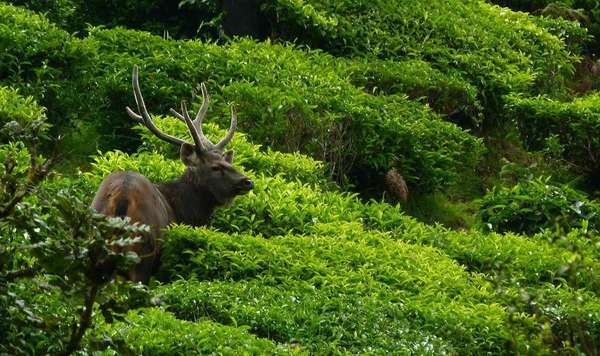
[2,1,600,354]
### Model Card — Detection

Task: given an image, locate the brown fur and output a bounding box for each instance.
[385,168,409,203]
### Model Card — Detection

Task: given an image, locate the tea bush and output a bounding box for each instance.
[337,57,483,121]
[5,0,82,32]
[396,224,600,294]
[263,0,579,104]
[5,1,600,354]
[71,27,483,191]
[0,86,47,133]
[6,0,220,38]
[531,13,592,54]
[478,176,600,235]
[98,307,295,355]
[86,149,600,294]
[159,279,457,355]
[156,225,600,353]
[59,118,600,354]
[0,3,89,140]
[505,92,600,180]
[156,226,542,354]
[495,281,600,353]
[0,3,77,86]
[492,0,599,54]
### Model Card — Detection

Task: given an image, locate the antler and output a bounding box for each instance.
[169,82,238,151]
[125,65,204,150]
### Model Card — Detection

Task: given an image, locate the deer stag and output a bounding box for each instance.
[92,65,253,283]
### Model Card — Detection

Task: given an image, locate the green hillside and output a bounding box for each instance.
[2,1,600,354]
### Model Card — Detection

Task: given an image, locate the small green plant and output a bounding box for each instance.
[477,176,600,235]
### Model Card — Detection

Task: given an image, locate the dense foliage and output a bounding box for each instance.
[263,0,582,111]
[2,0,600,354]
[505,92,600,185]
[0,88,148,354]
[478,176,600,235]
[75,28,484,191]
[0,2,85,125]
[492,0,600,55]
[5,0,220,38]
[100,308,294,355]
[155,226,600,354]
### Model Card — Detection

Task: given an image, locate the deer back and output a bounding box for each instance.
[92,171,173,282]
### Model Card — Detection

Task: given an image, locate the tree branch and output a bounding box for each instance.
[61,283,100,356]
[0,267,37,282]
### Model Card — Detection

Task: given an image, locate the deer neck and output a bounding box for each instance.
[156,179,219,227]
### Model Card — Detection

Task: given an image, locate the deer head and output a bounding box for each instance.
[125,65,253,205]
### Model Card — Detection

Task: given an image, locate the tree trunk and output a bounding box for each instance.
[221,0,270,39]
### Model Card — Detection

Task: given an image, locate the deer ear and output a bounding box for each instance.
[180,143,200,166]
[224,150,234,163]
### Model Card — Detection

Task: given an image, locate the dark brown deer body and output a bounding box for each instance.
[92,66,252,283]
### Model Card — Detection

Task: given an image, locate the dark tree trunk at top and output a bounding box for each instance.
[222,0,270,39]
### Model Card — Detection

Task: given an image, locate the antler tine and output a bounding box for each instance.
[192,82,215,147]
[215,105,237,150]
[169,82,209,127]
[125,107,144,123]
[180,100,205,150]
[195,83,210,125]
[169,106,215,149]
[170,82,216,150]
[126,65,188,147]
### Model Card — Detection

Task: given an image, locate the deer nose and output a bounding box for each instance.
[242,178,253,190]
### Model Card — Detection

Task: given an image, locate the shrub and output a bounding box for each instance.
[98,307,295,355]
[6,0,220,39]
[505,92,600,181]
[156,226,544,354]
[0,94,147,355]
[85,149,600,295]
[0,3,89,141]
[263,0,578,105]
[492,0,599,55]
[477,176,600,235]
[159,279,456,355]
[0,3,77,86]
[337,58,483,122]
[0,86,48,139]
[531,13,591,54]
[402,225,600,294]
[73,27,483,191]
[495,281,600,354]
[5,0,82,32]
